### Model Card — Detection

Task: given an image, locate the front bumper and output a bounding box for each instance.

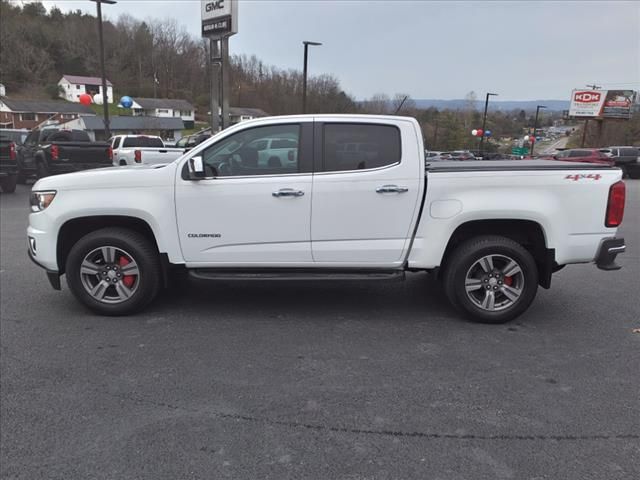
[28,248,61,290]
[595,238,625,271]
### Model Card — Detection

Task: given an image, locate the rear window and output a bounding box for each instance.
[569,150,591,157]
[323,123,401,172]
[122,137,164,148]
[620,148,638,156]
[0,130,26,144]
[271,139,297,149]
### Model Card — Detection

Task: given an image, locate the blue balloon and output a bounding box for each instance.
[484,130,492,136]
[120,96,133,108]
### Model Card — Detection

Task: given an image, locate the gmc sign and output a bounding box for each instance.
[574,91,601,103]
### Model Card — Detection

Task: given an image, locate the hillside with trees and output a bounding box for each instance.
[0,0,356,116]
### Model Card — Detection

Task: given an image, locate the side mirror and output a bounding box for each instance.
[187,156,206,179]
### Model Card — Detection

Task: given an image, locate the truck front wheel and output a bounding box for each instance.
[65,228,161,316]
[442,235,539,324]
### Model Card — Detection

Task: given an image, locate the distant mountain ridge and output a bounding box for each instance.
[411,99,569,111]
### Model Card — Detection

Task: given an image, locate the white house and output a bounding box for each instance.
[130,98,195,128]
[58,75,114,103]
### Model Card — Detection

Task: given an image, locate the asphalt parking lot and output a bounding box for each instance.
[1,181,639,480]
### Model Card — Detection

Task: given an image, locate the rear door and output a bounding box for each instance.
[310,119,423,266]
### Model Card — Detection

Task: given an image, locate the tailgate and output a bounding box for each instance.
[55,142,111,165]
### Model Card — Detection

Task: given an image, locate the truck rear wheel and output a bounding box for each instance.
[0,175,18,193]
[442,235,538,324]
[65,227,161,316]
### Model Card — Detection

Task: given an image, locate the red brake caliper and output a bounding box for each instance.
[118,256,135,288]
[504,276,513,286]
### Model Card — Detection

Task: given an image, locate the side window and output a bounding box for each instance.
[323,123,401,172]
[569,150,587,158]
[201,124,300,177]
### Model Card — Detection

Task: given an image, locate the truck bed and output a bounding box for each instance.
[427,159,615,172]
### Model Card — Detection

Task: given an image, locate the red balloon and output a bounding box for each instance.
[529,137,535,143]
[79,94,92,106]
[476,129,483,137]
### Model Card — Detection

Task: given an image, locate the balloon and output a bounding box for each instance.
[120,95,133,108]
[476,129,483,137]
[485,130,492,137]
[471,129,478,136]
[93,93,104,105]
[524,135,530,141]
[79,94,92,106]
[530,136,535,143]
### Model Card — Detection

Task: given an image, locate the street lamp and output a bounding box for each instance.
[90,0,116,139]
[302,41,322,114]
[479,92,498,157]
[531,105,547,157]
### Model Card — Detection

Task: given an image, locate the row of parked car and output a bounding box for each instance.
[425,147,640,178]
[0,127,215,193]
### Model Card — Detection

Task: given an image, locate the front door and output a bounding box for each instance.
[311,120,422,266]
[175,121,314,266]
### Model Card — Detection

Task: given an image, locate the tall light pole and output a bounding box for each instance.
[302,41,322,114]
[479,92,498,157]
[90,0,116,139]
[531,105,546,157]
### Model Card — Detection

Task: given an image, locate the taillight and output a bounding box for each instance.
[9,142,16,161]
[108,146,113,161]
[134,150,141,163]
[605,181,625,227]
[51,144,59,161]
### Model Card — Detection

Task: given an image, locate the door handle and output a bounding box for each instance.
[376,185,409,194]
[272,188,304,198]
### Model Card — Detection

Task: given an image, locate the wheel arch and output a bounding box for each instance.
[57,216,164,276]
[440,219,555,288]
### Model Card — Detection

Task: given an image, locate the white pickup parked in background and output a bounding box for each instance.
[109,135,186,166]
[29,115,626,323]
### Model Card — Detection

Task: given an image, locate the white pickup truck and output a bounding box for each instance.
[109,135,186,166]
[28,115,626,323]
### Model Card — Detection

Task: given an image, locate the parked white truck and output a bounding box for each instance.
[109,135,186,166]
[28,115,626,323]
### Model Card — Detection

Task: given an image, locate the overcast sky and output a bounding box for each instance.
[36,0,640,101]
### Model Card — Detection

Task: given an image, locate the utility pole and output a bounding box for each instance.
[221,37,230,129]
[91,0,116,139]
[479,92,498,157]
[586,83,601,90]
[209,38,221,133]
[302,41,322,113]
[530,105,546,157]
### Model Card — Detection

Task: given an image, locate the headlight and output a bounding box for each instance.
[30,191,57,212]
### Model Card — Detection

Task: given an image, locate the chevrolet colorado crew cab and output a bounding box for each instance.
[27,115,627,323]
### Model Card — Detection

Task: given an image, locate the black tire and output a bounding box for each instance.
[119,160,127,166]
[628,170,640,180]
[36,161,50,179]
[65,227,161,316]
[17,173,27,184]
[442,235,538,324]
[0,175,18,193]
